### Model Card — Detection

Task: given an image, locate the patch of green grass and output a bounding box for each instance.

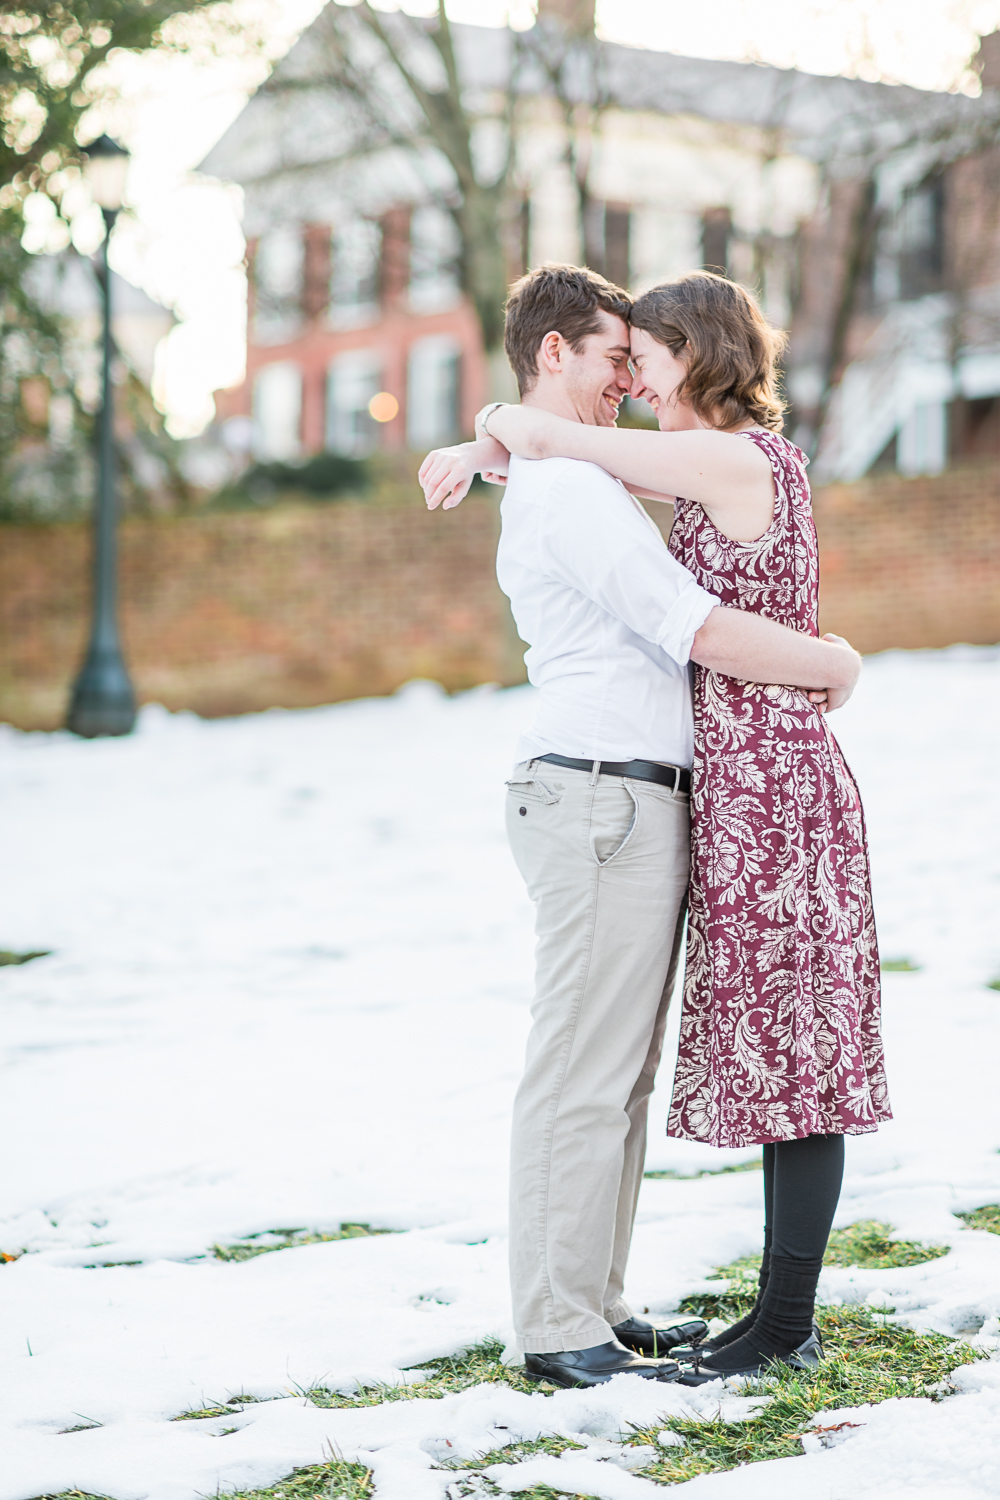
[880,957,922,972]
[959,1204,1000,1234]
[176,1339,546,1423]
[23,1493,112,1500]
[211,1223,396,1263]
[175,1393,265,1421]
[225,1456,374,1499]
[446,1433,587,1467]
[823,1220,948,1270]
[307,1336,545,1410]
[644,1157,762,1181]
[0,948,51,967]
[678,1264,759,1323]
[440,1434,590,1497]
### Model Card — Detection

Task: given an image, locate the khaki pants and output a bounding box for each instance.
[505,759,689,1353]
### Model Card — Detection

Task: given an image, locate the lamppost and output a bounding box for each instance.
[67,134,137,738]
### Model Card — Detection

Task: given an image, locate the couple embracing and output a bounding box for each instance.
[419,265,890,1388]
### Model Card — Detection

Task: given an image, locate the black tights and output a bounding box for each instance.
[763,1131,845,1263]
[699,1133,845,1365]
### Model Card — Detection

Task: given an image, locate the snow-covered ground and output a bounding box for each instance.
[1,648,999,1500]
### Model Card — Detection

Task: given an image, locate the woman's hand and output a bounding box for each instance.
[475,403,556,460]
[418,435,510,510]
[813,633,860,712]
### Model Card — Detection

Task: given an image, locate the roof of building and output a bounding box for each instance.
[200,5,990,194]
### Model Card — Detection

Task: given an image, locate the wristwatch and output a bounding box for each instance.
[478,402,508,438]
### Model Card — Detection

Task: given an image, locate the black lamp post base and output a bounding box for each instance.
[67,649,137,738]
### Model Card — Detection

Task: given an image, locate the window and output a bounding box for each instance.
[326,350,381,456]
[701,207,731,276]
[409,205,461,314]
[253,226,304,344]
[330,217,381,329]
[582,201,631,287]
[898,180,944,301]
[407,335,461,448]
[252,362,302,460]
[604,204,631,289]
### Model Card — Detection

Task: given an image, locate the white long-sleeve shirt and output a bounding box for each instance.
[497,454,719,766]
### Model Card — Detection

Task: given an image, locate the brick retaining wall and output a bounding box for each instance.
[1,466,997,731]
[810,466,1000,654]
[0,494,520,731]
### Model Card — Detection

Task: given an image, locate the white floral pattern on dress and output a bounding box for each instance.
[667,429,891,1148]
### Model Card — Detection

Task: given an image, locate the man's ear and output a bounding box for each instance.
[537,330,565,376]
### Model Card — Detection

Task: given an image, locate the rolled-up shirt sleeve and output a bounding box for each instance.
[538,463,719,666]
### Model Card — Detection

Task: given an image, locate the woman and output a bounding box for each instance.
[419,271,890,1381]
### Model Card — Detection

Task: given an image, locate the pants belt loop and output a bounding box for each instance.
[589,759,601,788]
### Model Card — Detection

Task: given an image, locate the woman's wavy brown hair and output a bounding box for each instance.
[628,271,787,432]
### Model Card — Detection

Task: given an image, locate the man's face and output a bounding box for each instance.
[561,311,633,426]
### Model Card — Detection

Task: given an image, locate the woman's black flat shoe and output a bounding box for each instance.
[678,1330,825,1386]
[674,1318,821,1363]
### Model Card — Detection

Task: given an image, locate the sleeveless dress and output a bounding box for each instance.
[667,429,891,1149]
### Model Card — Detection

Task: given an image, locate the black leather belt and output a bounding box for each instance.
[537,753,690,794]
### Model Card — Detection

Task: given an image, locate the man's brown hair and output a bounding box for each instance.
[504,263,631,397]
[629,271,787,431]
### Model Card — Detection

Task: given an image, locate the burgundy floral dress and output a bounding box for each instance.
[667,429,891,1149]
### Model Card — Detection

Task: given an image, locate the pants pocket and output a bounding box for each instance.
[590,779,639,866]
[506,776,562,806]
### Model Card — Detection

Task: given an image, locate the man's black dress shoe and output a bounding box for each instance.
[677,1329,825,1385]
[524,1338,683,1388]
[613,1316,709,1358]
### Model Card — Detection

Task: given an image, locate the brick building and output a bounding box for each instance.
[201,1,1000,482]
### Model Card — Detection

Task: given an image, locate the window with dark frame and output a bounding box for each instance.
[701,206,732,276]
[582,201,631,287]
[604,203,631,290]
[898,178,945,301]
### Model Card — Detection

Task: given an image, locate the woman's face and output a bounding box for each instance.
[628,326,707,431]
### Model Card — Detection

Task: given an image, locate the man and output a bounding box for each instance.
[419,264,861,1388]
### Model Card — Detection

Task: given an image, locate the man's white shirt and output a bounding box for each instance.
[497,454,719,767]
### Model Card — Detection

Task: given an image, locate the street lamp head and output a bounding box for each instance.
[82,134,130,213]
